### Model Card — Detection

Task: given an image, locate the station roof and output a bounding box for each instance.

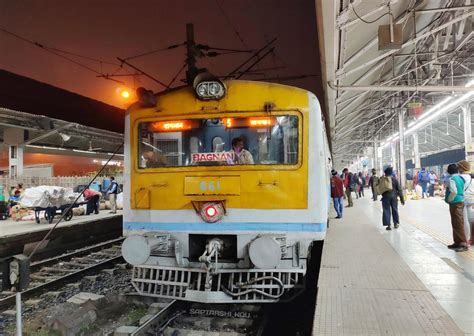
[316,0,473,168]
[0,69,124,133]
[0,69,124,156]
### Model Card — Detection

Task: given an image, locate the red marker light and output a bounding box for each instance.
[200,202,224,223]
[206,206,217,217]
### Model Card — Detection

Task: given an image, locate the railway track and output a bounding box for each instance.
[130,300,266,336]
[0,237,124,311]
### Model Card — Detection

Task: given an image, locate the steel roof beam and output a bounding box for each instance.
[330,84,474,92]
[341,10,474,79]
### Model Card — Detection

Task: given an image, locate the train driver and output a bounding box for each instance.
[143,150,168,168]
[230,137,254,165]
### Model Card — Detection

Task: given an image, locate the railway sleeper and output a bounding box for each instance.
[30,274,59,281]
[40,267,77,273]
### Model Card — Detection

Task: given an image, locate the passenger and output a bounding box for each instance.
[429,171,437,197]
[83,188,101,215]
[379,167,404,231]
[330,170,344,219]
[466,172,474,246]
[341,168,353,207]
[368,168,379,201]
[230,137,254,165]
[143,150,167,168]
[405,171,413,191]
[445,164,468,252]
[457,160,472,245]
[442,170,450,192]
[107,176,119,214]
[418,168,430,198]
[356,172,364,198]
[11,183,24,197]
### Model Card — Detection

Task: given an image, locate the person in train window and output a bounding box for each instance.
[230,137,254,165]
[143,150,167,168]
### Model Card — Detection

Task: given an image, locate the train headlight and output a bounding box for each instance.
[195,81,225,100]
[193,72,226,100]
[200,202,224,223]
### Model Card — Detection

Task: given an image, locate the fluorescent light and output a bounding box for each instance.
[26,145,66,151]
[73,149,97,154]
[406,91,474,135]
[417,96,452,121]
[380,80,474,148]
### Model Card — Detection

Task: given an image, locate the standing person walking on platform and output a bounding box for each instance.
[369,168,379,201]
[330,170,344,219]
[342,168,353,207]
[378,167,404,230]
[429,171,437,197]
[457,160,472,245]
[465,171,474,246]
[357,172,365,198]
[418,168,430,198]
[107,176,119,214]
[445,164,468,252]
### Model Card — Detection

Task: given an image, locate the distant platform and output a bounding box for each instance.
[0,211,122,260]
[313,197,473,335]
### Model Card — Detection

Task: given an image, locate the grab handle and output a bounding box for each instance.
[258,180,279,186]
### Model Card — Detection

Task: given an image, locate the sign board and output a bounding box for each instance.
[192,152,234,163]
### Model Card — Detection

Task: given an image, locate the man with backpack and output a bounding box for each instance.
[377,167,404,230]
[445,164,468,252]
[418,168,430,198]
[369,168,379,201]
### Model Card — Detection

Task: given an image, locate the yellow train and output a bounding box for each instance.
[121,74,331,303]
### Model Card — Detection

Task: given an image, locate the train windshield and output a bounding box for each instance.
[137,115,299,168]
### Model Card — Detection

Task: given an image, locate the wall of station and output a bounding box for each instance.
[0,151,123,176]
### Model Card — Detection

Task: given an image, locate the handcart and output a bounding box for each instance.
[33,202,87,224]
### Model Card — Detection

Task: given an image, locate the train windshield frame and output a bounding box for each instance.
[135,112,302,170]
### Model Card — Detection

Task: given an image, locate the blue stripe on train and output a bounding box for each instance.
[124,222,327,232]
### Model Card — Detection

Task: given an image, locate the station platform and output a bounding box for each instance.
[313,197,473,335]
[0,211,122,260]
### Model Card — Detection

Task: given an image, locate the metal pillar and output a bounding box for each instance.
[413,132,421,169]
[4,128,25,179]
[399,108,406,189]
[463,103,473,163]
[8,146,24,178]
[373,141,378,172]
[391,143,397,170]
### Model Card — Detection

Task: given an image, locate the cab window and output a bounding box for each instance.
[138,115,299,168]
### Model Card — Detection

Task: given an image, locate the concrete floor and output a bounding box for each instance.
[314,195,473,335]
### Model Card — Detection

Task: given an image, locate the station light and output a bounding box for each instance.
[121,90,130,99]
[380,80,474,149]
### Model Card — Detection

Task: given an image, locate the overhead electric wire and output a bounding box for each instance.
[117,57,169,89]
[350,3,395,24]
[167,61,187,88]
[123,43,184,61]
[46,46,120,66]
[214,0,249,48]
[0,26,122,83]
[225,37,277,79]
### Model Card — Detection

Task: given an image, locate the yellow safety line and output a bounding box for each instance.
[374,203,474,260]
